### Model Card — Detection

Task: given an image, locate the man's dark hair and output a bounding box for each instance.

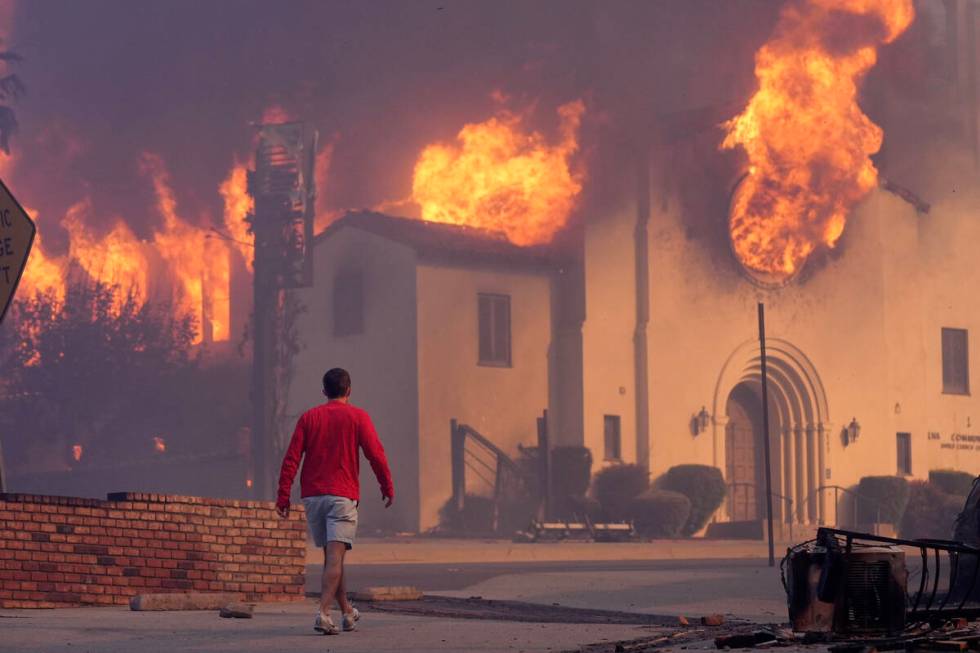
[323,368,352,399]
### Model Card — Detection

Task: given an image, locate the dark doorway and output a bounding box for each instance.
[725,382,765,521]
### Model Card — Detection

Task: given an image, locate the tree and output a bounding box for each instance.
[0,46,24,153]
[0,271,198,471]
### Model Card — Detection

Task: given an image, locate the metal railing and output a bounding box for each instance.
[799,485,884,533]
[816,527,980,621]
[450,419,529,533]
[726,482,795,540]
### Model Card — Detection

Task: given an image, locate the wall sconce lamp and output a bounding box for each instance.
[842,417,861,446]
[691,406,711,436]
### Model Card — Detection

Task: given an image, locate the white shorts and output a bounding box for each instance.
[302,494,358,550]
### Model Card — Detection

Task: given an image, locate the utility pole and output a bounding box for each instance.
[247,121,318,500]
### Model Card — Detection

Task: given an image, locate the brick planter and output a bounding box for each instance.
[0,492,307,609]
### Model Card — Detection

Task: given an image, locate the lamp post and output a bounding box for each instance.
[845,417,861,446]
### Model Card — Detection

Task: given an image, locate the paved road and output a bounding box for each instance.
[0,602,657,653]
[311,557,789,623]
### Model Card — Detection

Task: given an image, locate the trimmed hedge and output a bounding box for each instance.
[856,476,909,524]
[594,464,649,521]
[899,480,963,540]
[438,495,495,534]
[929,470,977,498]
[628,490,691,538]
[661,465,727,535]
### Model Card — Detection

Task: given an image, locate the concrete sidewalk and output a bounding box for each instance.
[0,601,654,653]
[323,536,795,565]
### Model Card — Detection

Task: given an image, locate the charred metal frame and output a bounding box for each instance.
[817,527,980,621]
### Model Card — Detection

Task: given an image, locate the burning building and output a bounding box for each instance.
[3,0,979,534]
[276,0,980,533]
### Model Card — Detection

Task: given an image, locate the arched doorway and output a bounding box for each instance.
[713,338,831,525]
[725,383,764,521]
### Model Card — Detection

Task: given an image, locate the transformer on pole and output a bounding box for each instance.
[247,121,318,499]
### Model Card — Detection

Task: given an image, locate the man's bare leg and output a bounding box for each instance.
[320,542,348,617]
[334,556,352,613]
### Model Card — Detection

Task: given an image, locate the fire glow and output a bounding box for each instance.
[411,99,585,246]
[721,0,915,282]
[18,152,233,343]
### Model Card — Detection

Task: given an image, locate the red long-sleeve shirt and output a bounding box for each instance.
[276,401,394,509]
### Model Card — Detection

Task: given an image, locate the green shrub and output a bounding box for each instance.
[551,446,593,499]
[899,480,963,540]
[856,476,909,524]
[438,495,495,534]
[661,464,727,535]
[628,490,691,538]
[594,464,649,521]
[929,470,977,498]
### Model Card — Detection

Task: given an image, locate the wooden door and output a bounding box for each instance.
[726,396,758,521]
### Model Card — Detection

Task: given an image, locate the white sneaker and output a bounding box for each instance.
[314,612,339,635]
[342,607,360,632]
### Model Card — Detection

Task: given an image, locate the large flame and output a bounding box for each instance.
[15,152,233,344]
[220,159,254,269]
[411,99,585,246]
[721,0,914,281]
[142,152,231,342]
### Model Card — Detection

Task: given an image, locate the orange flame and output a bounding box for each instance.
[153,436,166,453]
[71,444,83,462]
[721,0,914,281]
[15,151,234,344]
[62,200,150,305]
[220,159,254,269]
[411,99,585,246]
[142,152,231,342]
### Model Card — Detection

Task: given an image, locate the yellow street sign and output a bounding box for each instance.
[0,179,36,324]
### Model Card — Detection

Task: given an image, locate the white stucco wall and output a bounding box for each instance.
[582,153,980,524]
[286,227,421,532]
[583,203,638,466]
[415,263,553,530]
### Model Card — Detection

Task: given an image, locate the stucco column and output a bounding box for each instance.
[714,415,731,520]
[783,426,795,524]
[817,424,827,524]
[806,425,817,523]
[795,426,806,523]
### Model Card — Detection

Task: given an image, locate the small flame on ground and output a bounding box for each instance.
[153,436,166,453]
[411,99,585,246]
[71,444,83,462]
[721,0,915,281]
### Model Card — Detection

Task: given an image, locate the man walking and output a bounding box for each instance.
[276,368,394,635]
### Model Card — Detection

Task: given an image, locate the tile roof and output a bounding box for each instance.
[315,210,563,270]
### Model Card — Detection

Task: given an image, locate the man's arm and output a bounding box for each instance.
[275,415,306,517]
[357,412,394,506]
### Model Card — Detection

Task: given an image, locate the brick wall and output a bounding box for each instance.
[0,492,307,609]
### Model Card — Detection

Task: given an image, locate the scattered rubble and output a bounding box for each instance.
[218,602,254,619]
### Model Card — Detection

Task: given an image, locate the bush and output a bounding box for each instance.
[856,476,909,524]
[594,464,649,521]
[929,470,977,498]
[628,490,691,538]
[551,446,593,499]
[661,465,727,536]
[438,495,495,535]
[899,481,963,540]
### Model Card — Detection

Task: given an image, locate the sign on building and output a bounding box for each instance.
[0,179,35,324]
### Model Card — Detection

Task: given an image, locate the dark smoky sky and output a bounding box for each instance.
[7,0,780,252]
